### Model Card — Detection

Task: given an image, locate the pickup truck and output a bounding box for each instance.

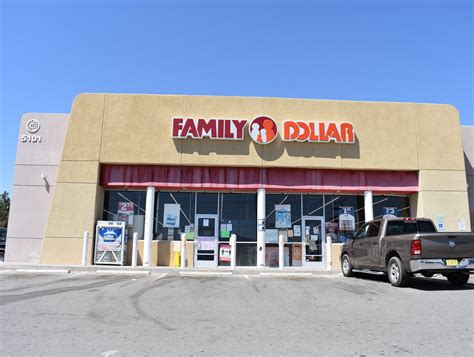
[340,218,474,287]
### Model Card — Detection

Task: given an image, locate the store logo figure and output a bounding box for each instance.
[249,116,278,144]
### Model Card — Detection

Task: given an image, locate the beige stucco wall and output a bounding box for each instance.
[6,113,69,263]
[41,94,471,264]
[41,94,105,264]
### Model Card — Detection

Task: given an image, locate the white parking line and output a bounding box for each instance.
[0,270,11,274]
[96,270,150,275]
[70,271,88,277]
[259,272,314,277]
[179,271,232,277]
[154,273,168,280]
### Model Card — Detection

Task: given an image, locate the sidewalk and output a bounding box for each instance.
[0,261,341,276]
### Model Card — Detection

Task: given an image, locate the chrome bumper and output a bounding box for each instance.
[410,258,474,272]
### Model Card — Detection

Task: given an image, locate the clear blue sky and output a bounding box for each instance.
[1,0,473,193]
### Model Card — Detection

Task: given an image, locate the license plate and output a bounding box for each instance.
[446,259,458,266]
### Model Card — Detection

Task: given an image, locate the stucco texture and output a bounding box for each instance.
[41,94,471,264]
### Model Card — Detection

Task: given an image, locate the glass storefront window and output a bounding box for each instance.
[236,244,257,266]
[102,190,411,267]
[103,190,147,240]
[265,194,302,267]
[265,194,302,232]
[373,195,411,219]
[196,193,218,214]
[324,194,365,243]
[219,193,257,266]
[220,193,257,242]
[156,192,195,241]
[302,194,324,217]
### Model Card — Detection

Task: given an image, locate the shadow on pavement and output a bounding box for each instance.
[350,271,474,291]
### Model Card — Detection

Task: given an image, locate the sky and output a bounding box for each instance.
[1,0,473,194]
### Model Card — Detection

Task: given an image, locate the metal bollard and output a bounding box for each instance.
[326,235,332,271]
[230,234,237,270]
[180,233,187,269]
[132,232,139,267]
[82,231,89,266]
[279,234,285,270]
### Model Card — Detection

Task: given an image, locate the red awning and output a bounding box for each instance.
[100,165,418,194]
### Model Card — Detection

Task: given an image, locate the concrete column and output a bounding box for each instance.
[364,190,374,222]
[143,186,155,267]
[257,188,266,268]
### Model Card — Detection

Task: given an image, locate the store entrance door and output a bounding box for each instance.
[302,216,325,268]
[195,214,218,268]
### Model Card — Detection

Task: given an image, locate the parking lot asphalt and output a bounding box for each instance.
[0,270,473,356]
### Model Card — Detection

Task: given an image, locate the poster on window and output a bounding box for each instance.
[94,221,126,265]
[383,207,398,219]
[275,204,291,228]
[197,236,215,251]
[339,207,355,231]
[219,244,232,262]
[117,202,134,225]
[265,246,289,267]
[163,204,180,228]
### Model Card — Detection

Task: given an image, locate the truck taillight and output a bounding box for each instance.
[410,239,422,255]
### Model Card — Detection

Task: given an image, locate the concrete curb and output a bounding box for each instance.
[16,268,70,274]
[179,271,233,276]
[96,269,151,275]
[0,262,341,276]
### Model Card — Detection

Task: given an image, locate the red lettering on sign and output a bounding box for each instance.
[283,121,299,141]
[233,120,247,139]
[340,122,355,143]
[173,117,355,144]
[181,119,199,138]
[308,122,319,141]
[297,121,310,141]
[326,123,342,143]
[197,119,217,137]
[172,118,183,137]
[172,118,248,140]
[318,123,329,142]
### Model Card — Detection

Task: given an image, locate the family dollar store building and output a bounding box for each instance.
[5,94,473,269]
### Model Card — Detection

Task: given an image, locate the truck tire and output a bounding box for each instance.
[387,256,409,287]
[446,272,469,287]
[341,254,354,277]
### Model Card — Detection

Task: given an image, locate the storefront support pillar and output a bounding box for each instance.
[257,188,266,268]
[143,186,155,266]
[364,190,374,222]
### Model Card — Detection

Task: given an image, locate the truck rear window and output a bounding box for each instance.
[386,221,436,236]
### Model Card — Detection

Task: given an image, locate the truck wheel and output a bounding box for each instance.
[446,272,469,287]
[341,254,353,277]
[387,256,409,287]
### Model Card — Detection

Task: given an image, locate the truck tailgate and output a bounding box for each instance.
[419,233,474,259]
